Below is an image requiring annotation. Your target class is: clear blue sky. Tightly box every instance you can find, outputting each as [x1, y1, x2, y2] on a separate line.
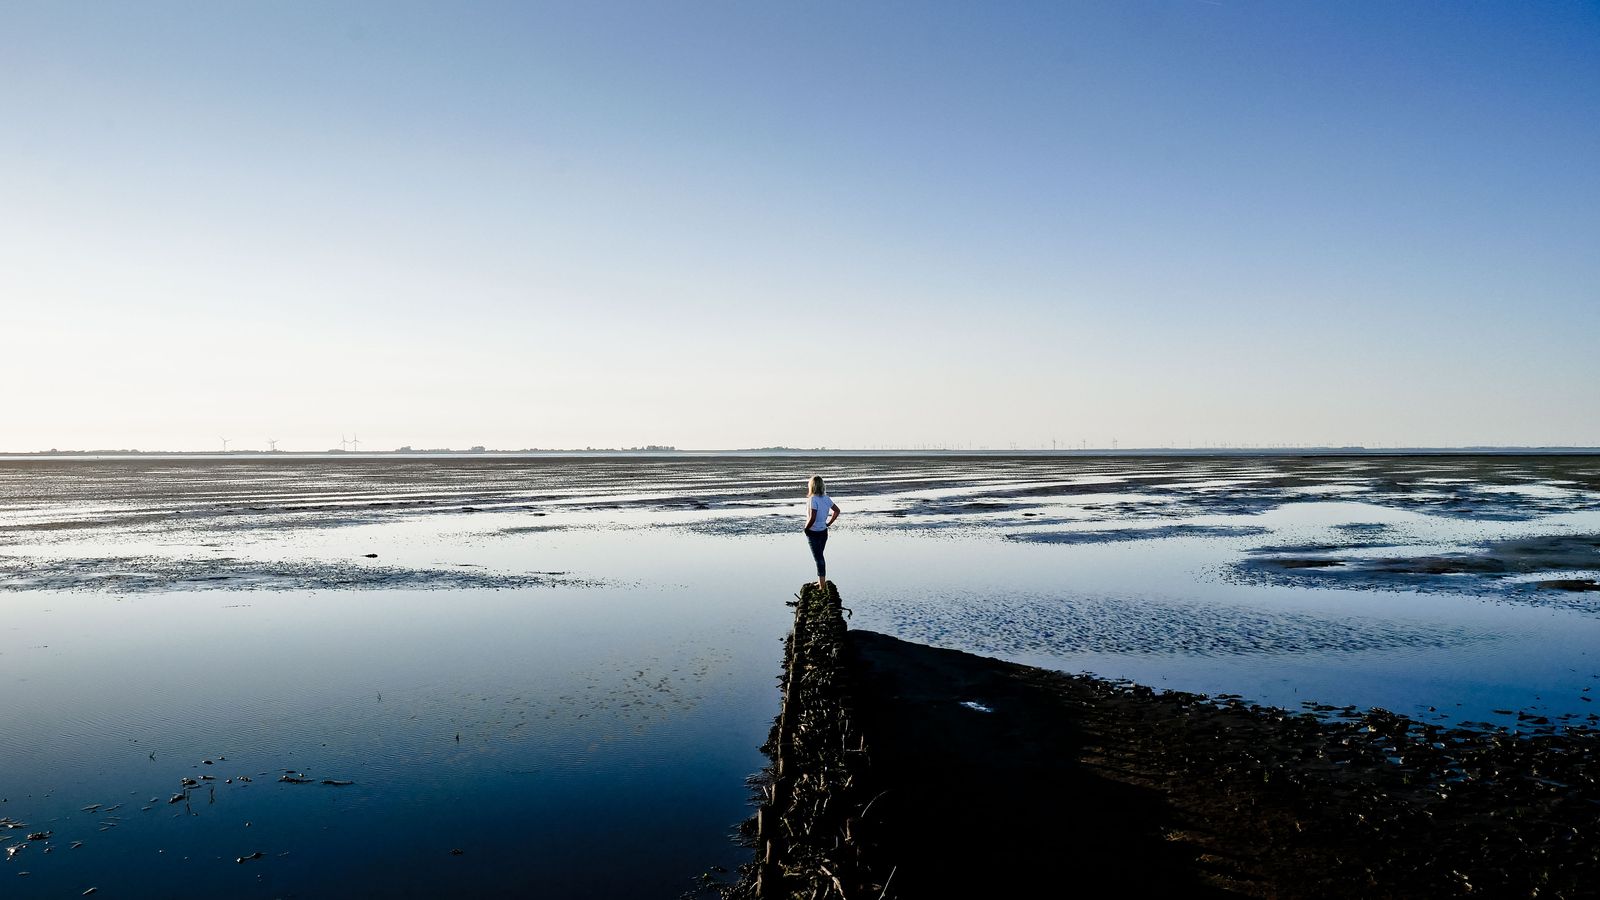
[3, 1, 1596, 450]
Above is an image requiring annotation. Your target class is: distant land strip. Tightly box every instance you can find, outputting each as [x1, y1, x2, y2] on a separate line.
[4, 446, 1600, 459]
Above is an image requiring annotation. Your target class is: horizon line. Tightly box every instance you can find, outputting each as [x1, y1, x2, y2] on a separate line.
[5, 445, 1600, 459]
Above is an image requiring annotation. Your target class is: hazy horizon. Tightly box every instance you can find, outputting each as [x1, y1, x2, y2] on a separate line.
[5, 1, 1597, 452]
[7, 441, 1600, 457]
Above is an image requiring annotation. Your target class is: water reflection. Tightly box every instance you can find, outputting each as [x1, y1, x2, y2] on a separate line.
[2, 455, 1599, 895]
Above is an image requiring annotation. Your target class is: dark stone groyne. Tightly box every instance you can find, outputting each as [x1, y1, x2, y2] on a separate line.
[738, 581, 891, 900]
[729, 583, 1228, 898]
[725, 585, 1600, 900]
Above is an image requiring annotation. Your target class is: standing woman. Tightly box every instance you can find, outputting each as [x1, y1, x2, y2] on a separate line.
[804, 475, 841, 590]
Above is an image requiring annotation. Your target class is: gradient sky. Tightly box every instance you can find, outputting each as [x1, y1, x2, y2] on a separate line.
[3, 1, 1597, 451]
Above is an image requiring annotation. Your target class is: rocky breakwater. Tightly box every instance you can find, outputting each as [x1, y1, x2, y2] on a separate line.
[735, 581, 894, 900]
[720, 586, 1600, 899]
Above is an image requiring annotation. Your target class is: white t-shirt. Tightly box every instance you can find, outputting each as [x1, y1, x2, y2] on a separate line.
[807, 494, 834, 532]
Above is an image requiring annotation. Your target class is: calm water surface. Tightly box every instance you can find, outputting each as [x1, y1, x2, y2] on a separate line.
[3, 454, 1598, 896]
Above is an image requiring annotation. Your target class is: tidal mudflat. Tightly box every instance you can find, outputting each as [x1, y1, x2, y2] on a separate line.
[2, 453, 1598, 896]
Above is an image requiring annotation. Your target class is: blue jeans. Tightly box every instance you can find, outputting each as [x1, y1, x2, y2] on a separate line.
[805, 528, 828, 579]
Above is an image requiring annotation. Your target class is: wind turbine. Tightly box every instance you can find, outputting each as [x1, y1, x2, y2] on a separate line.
[349, 434, 361, 452]
[339, 434, 349, 451]
[220, 437, 230, 453]
[267, 439, 278, 452]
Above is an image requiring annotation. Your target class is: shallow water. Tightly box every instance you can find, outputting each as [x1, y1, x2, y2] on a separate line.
[3, 454, 1599, 895]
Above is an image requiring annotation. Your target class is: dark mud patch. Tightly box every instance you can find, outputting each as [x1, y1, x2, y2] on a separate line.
[0, 513, 174, 534]
[1536, 578, 1600, 592]
[1081, 475, 1600, 524]
[1237, 532, 1600, 608]
[199, 511, 396, 533]
[892, 497, 1049, 516]
[858, 517, 987, 536]
[1363, 483, 1600, 522]
[1332, 522, 1394, 536]
[1373, 556, 1515, 575]
[1249, 539, 1403, 555]
[890, 512, 1087, 532]
[1269, 558, 1347, 569]
[1084, 492, 1288, 521]
[674, 515, 804, 537]
[0, 555, 596, 592]
[1494, 533, 1600, 565]
[1005, 524, 1269, 545]
[495, 523, 568, 535]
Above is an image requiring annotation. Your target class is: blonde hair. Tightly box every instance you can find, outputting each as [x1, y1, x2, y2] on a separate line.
[807, 475, 825, 496]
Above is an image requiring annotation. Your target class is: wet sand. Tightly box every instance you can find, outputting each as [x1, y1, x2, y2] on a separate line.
[844, 631, 1598, 899]
[6, 454, 1598, 603]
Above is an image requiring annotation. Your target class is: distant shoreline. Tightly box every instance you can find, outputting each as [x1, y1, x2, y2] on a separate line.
[3, 446, 1600, 461]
